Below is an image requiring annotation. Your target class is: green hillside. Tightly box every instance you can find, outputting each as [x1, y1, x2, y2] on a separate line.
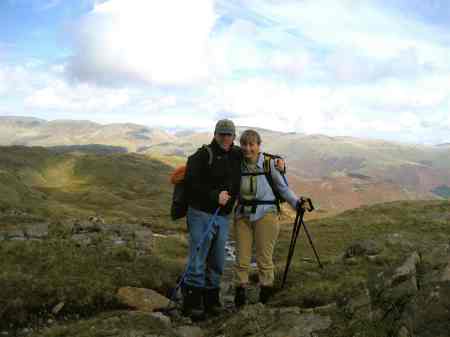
[1, 145, 450, 336]
[0, 146, 176, 228]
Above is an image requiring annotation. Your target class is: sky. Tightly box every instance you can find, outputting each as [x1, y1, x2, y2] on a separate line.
[1, 0, 450, 144]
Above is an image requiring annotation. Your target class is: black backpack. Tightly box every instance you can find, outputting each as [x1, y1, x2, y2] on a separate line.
[170, 145, 213, 220]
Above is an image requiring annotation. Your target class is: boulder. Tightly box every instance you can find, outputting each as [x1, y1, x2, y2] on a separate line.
[72, 220, 102, 234]
[6, 228, 26, 240]
[71, 233, 93, 246]
[117, 287, 169, 312]
[212, 303, 331, 337]
[134, 228, 153, 253]
[391, 252, 420, 286]
[24, 223, 48, 239]
[345, 240, 383, 258]
[149, 312, 171, 327]
[441, 262, 450, 282]
[175, 326, 204, 337]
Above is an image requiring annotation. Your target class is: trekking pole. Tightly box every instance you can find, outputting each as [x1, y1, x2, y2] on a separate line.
[281, 198, 322, 288]
[165, 207, 221, 311]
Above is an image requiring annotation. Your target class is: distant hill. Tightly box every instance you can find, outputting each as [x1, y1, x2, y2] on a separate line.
[0, 116, 176, 152]
[1, 117, 450, 216]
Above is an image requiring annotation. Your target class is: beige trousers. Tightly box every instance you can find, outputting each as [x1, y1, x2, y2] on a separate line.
[234, 213, 280, 286]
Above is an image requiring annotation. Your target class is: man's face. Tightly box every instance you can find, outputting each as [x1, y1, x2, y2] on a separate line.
[214, 133, 234, 151]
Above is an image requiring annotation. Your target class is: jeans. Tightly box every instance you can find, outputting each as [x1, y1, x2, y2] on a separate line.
[184, 207, 230, 289]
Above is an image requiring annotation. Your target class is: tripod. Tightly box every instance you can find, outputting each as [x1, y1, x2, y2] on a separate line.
[281, 198, 323, 289]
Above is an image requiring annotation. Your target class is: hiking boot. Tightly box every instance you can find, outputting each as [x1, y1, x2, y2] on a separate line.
[234, 286, 247, 308]
[182, 285, 205, 321]
[203, 288, 224, 317]
[259, 286, 274, 304]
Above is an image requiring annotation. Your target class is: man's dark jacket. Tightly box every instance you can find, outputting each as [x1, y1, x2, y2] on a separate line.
[185, 139, 242, 216]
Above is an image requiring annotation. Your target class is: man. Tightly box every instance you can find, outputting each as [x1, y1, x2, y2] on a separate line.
[182, 119, 242, 320]
[182, 120, 285, 319]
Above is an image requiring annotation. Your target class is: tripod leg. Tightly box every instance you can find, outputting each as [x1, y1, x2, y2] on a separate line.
[281, 211, 304, 288]
[301, 219, 323, 269]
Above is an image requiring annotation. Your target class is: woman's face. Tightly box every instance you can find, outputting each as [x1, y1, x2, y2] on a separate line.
[241, 140, 260, 161]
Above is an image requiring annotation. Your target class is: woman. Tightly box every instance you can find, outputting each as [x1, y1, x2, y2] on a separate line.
[234, 129, 303, 307]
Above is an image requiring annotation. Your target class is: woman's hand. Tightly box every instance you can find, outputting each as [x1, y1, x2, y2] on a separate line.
[275, 158, 286, 172]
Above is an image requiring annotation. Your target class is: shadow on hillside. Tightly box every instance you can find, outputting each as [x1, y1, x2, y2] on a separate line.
[47, 144, 128, 155]
[0, 146, 176, 226]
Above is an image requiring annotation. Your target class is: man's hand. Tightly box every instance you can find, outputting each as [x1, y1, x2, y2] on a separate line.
[275, 158, 286, 172]
[219, 191, 231, 206]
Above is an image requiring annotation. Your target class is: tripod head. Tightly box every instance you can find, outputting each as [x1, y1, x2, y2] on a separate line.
[299, 197, 314, 212]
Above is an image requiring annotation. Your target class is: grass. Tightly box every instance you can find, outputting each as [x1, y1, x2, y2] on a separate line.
[0, 146, 179, 229]
[0, 232, 186, 329]
[266, 200, 450, 336]
[32, 311, 177, 337]
[1, 146, 450, 336]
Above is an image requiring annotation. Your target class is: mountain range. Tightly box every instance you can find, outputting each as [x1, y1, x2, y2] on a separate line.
[1, 116, 449, 216]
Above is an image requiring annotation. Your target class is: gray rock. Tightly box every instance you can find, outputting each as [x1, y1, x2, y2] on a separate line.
[72, 220, 102, 234]
[212, 303, 331, 337]
[386, 233, 414, 249]
[441, 262, 450, 282]
[113, 223, 137, 239]
[71, 233, 93, 246]
[134, 228, 153, 253]
[52, 302, 65, 315]
[267, 313, 332, 337]
[343, 288, 372, 320]
[175, 326, 204, 337]
[88, 215, 105, 225]
[392, 252, 420, 286]
[397, 326, 411, 337]
[24, 223, 48, 239]
[149, 312, 171, 327]
[345, 240, 382, 258]
[4, 228, 25, 240]
[275, 306, 301, 315]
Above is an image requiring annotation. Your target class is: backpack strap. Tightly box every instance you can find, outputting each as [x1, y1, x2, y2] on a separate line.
[200, 145, 213, 166]
[262, 154, 281, 212]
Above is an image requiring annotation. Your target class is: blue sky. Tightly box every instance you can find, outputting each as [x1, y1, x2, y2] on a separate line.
[1, 0, 450, 144]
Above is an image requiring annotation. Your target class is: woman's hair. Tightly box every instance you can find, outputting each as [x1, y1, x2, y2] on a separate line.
[239, 129, 262, 145]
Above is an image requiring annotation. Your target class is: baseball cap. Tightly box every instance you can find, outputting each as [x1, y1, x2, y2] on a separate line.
[214, 119, 236, 135]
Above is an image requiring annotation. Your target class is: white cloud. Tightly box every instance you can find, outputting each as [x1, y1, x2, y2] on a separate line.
[69, 0, 217, 86]
[3, 0, 450, 144]
[25, 80, 131, 112]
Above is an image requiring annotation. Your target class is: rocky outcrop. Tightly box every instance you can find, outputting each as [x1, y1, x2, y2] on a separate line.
[345, 239, 383, 258]
[211, 303, 332, 337]
[0, 219, 153, 254]
[116, 287, 170, 312]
